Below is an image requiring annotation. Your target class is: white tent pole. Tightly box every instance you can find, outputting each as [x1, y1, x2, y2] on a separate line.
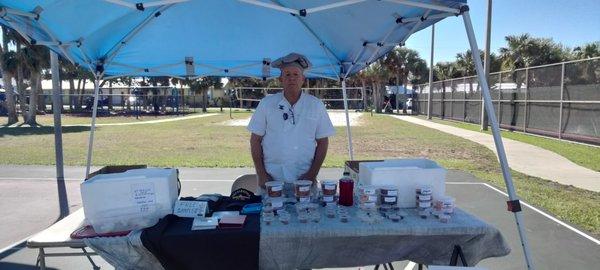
[461, 7, 535, 270]
[341, 79, 354, 160]
[427, 24, 434, 119]
[85, 74, 102, 178]
[51, 51, 69, 219]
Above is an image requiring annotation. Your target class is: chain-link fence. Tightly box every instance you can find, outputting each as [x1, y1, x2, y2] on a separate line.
[415, 57, 600, 145]
[234, 87, 367, 110]
[29, 86, 231, 116]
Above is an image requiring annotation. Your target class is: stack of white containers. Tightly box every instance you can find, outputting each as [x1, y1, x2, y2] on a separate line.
[81, 168, 179, 233]
[358, 159, 446, 208]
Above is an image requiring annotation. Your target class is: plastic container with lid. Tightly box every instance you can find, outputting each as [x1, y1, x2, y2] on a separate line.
[359, 185, 377, 195]
[294, 180, 312, 197]
[379, 186, 398, 196]
[321, 180, 337, 196]
[296, 195, 311, 203]
[359, 194, 378, 203]
[265, 181, 284, 197]
[322, 195, 335, 203]
[381, 195, 398, 205]
[267, 197, 284, 210]
[81, 168, 179, 233]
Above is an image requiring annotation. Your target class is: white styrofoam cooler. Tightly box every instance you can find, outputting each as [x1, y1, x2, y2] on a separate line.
[359, 159, 446, 208]
[81, 168, 179, 233]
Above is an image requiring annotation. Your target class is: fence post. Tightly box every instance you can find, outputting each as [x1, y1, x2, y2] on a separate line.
[463, 77, 467, 121]
[524, 68, 528, 132]
[450, 80, 454, 119]
[558, 63, 565, 139]
[497, 72, 502, 125]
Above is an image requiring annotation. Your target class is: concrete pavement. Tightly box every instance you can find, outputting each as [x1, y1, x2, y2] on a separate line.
[390, 115, 600, 192]
[0, 166, 598, 269]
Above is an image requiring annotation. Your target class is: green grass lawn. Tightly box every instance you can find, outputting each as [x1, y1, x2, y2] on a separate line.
[426, 117, 600, 172]
[0, 111, 598, 235]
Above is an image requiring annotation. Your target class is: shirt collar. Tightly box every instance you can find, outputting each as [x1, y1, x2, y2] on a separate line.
[277, 91, 304, 110]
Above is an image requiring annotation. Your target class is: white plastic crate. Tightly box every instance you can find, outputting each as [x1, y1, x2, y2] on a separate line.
[358, 159, 446, 208]
[81, 168, 179, 233]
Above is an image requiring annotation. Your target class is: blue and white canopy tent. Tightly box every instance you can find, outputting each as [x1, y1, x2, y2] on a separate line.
[0, 1, 534, 268]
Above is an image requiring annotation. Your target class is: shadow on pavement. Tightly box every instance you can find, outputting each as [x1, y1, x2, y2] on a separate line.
[0, 262, 58, 270]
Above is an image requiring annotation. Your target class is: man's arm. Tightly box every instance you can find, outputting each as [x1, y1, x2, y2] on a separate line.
[250, 133, 271, 189]
[300, 137, 329, 182]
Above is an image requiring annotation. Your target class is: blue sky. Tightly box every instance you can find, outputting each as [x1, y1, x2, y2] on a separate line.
[405, 0, 600, 65]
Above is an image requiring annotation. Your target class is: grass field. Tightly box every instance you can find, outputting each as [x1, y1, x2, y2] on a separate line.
[427, 118, 600, 172]
[0, 111, 598, 235]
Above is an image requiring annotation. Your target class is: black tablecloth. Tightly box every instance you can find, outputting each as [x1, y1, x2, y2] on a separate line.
[141, 196, 261, 270]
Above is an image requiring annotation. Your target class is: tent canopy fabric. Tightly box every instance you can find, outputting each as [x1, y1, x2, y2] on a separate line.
[0, 0, 465, 80]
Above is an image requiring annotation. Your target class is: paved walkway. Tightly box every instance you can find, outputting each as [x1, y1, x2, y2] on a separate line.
[390, 115, 600, 192]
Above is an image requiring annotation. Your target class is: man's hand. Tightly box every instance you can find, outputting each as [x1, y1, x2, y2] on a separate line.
[299, 171, 317, 183]
[258, 172, 273, 189]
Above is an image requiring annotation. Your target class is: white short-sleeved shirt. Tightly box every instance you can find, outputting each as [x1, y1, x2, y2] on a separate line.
[247, 92, 335, 182]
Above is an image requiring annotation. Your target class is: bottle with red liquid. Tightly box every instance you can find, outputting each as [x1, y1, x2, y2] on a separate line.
[338, 171, 354, 206]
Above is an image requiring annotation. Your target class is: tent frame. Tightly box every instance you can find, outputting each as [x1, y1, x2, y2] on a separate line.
[2, 1, 532, 268]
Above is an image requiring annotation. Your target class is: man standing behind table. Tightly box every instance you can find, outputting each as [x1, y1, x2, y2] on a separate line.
[247, 53, 336, 191]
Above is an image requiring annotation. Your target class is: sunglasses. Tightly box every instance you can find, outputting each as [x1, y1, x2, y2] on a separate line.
[279, 105, 296, 125]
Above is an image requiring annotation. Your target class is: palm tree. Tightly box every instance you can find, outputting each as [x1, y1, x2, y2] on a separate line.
[382, 47, 428, 112]
[570, 42, 600, 84]
[572, 42, 600, 59]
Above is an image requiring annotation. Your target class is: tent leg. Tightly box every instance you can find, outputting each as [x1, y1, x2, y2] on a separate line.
[461, 7, 535, 270]
[50, 51, 69, 219]
[341, 80, 354, 160]
[426, 24, 435, 120]
[85, 75, 102, 178]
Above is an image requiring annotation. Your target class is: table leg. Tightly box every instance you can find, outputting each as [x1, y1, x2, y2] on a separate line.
[38, 248, 46, 270]
[81, 248, 101, 270]
[450, 245, 468, 266]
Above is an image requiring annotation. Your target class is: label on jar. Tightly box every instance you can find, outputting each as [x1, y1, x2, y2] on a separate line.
[362, 187, 376, 195]
[324, 184, 336, 190]
[418, 195, 431, 201]
[322, 196, 334, 202]
[271, 200, 283, 208]
[384, 196, 397, 203]
[362, 202, 376, 208]
[418, 201, 432, 208]
[299, 186, 310, 192]
[271, 185, 282, 192]
[298, 196, 310, 203]
[385, 190, 398, 196]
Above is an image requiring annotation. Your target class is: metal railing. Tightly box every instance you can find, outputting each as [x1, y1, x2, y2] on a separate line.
[414, 57, 600, 145]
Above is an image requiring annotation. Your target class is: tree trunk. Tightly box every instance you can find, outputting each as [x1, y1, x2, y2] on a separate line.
[0, 27, 18, 124]
[16, 65, 26, 119]
[25, 72, 40, 126]
[395, 75, 401, 114]
[2, 72, 18, 124]
[202, 89, 208, 113]
[37, 75, 46, 114]
[373, 83, 381, 113]
[79, 78, 87, 110]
